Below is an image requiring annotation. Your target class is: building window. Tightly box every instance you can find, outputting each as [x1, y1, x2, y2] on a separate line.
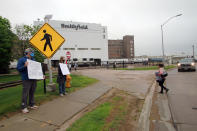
[64, 48, 75, 50]
[91, 48, 101, 50]
[103, 35, 105, 39]
[73, 58, 78, 61]
[103, 28, 105, 33]
[83, 58, 87, 61]
[130, 40, 133, 44]
[89, 58, 94, 61]
[77, 48, 88, 50]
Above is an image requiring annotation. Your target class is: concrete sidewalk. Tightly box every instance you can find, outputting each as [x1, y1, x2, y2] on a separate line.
[150, 83, 176, 131]
[0, 82, 112, 131]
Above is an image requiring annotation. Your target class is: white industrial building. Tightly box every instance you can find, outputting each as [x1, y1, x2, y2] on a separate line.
[34, 20, 108, 65]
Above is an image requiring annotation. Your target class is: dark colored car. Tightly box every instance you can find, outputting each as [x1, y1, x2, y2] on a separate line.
[177, 58, 196, 72]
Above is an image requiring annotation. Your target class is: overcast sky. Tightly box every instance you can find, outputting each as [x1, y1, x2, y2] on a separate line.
[0, 0, 197, 56]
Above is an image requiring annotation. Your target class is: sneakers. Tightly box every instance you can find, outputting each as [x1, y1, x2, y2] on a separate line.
[60, 94, 64, 96]
[22, 106, 38, 113]
[30, 105, 38, 110]
[22, 108, 29, 113]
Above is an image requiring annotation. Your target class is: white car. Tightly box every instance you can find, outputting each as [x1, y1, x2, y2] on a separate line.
[177, 58, 196, 72]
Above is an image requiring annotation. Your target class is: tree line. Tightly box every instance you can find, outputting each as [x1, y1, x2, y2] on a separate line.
[0, 16, 45, 74]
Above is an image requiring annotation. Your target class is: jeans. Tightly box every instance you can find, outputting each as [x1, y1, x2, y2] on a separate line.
[158, 79, 168, 93]
[59, 81, 66, 94]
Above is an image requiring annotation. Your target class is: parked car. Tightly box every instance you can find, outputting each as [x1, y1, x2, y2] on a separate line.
[177, 58, 196, 72]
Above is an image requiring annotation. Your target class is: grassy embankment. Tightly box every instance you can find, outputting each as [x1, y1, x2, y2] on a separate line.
[67, 97, 126, 131]
[67, 93, 141, 131]
[117, 65, 176, 71]
[0, 74, 98, 118]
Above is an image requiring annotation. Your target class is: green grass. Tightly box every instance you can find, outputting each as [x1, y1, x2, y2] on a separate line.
[164, 65, 176, 70]
[0, 72, 58, 83]
[67, 95, 128, 131]
[68, 75, 98, 93]
[67, 102, 112, 131]
[0, 74, 98, 118]
[103, 96, 128, 130]
[117, 65, 176, 71]
[0, 74, 21, 83]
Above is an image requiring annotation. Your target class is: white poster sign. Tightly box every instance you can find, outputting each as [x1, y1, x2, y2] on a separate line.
[27, 59, 44, 79]
[59, 63, 70, 75]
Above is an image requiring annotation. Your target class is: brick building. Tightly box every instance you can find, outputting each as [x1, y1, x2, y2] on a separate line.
[108, 35, 134, 59]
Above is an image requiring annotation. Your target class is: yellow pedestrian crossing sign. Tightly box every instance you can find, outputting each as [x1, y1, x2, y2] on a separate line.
[29, 23, 65, 58]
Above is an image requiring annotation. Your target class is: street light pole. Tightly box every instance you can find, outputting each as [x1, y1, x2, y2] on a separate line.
[192, 45, 195, 58]
[161, 25, 165, 62]
[161, 14, 182, 64]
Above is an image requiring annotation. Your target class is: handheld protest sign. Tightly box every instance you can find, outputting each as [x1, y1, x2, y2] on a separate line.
[27, 59, 44, 79]
[59, 63, 70, 75]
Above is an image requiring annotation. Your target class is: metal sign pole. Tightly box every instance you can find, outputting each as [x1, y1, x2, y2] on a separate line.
[29, 14, 64, 92]
[47, 58, 53, 83]
[44, 17, 53, 84]
[41, 63, 46, 94]
[43, 15, 56, 92]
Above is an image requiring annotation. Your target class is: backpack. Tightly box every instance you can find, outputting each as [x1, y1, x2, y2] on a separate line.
[161, 72, 168, 78]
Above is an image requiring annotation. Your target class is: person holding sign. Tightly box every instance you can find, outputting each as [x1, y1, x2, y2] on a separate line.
[17, 48, 38, 113]
[57, 56, 67, 96]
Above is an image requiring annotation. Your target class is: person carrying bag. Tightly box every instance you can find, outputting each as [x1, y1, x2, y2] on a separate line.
[155, 64, 169, 94]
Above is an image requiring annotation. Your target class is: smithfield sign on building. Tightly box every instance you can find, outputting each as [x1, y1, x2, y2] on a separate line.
[61, 24, 88, 30]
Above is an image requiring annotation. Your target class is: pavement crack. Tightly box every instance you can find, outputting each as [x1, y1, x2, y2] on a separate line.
[66, 98, 90, 105]
[24, 116, 60, 127]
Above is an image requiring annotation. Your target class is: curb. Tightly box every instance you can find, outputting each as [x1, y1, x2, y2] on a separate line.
[137, 81, 156, 131]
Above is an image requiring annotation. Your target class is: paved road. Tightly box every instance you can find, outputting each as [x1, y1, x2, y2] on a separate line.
[167, 68, 197, 131]
[78, 69, 155, 98]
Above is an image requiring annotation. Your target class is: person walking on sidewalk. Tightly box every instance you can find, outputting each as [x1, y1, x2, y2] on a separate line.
[57, 56, 67, 96]
[17, 48, 38, 113]
[113, 62, 117, 69]
[155, 64, 169, 94]
[68, 62, 72, 72]
[74, 62, 78, 71]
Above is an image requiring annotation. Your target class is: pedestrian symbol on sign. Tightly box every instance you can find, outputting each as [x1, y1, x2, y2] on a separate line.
[41, 30, 53, 51]
[29, 23, 65, 58]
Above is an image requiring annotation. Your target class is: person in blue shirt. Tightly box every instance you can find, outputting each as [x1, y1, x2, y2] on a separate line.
[17, 48, 38, 113]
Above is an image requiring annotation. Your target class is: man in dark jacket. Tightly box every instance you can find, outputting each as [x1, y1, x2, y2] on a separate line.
[17, 48, 38, 113]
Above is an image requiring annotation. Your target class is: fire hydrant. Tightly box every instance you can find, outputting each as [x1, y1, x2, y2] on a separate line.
[66, 75, 72, 92]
